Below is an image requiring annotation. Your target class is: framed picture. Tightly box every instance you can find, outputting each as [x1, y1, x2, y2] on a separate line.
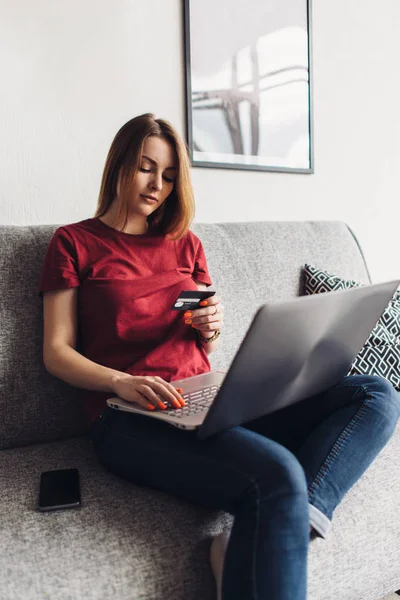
[183, 0, 314, 174]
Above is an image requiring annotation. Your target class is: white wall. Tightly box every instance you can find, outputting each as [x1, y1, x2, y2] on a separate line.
[1, 0, 399, 282]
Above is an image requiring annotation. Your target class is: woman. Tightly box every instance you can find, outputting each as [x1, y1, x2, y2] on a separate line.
[40, 113, 400, 600]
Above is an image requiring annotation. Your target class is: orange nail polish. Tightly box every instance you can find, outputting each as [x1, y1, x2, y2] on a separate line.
[184, 311, 192, 318]
[147, 404, 155, 411]
[179, 398, 186, 407]
[176, 387, 183, 393]
[185, 319, 192, 324]
[158, 402, 166, 410]
[199, 300, 208, 306]
[173, 399, 181, 409]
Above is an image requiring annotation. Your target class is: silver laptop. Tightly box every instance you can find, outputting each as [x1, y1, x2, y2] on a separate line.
[107, 279, 399, 439]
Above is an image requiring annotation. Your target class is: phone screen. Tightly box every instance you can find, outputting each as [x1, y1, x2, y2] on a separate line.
[38, 468, 81, 512]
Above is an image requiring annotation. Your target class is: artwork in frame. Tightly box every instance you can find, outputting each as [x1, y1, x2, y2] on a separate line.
[183, 0, 314, 174]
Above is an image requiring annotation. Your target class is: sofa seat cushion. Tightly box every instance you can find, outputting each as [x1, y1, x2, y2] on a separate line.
[0, 436, 231, 600]
[2, 425, 400, 600]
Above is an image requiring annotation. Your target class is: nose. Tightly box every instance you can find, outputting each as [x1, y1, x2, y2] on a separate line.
[149, 170, 162, 191]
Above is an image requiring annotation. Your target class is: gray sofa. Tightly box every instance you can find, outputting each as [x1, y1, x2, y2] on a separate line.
[1, 220, 399, 600]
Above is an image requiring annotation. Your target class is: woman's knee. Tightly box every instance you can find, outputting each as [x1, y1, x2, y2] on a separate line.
[352, 375, 400, 439]
[361, 375, 399, 414]
[252, 443, 308, 500]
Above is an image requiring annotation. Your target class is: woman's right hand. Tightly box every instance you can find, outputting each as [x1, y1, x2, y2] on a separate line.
[110, 373, 186, 412]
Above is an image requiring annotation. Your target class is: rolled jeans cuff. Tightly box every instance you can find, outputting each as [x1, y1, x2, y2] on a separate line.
[309, 503, 331, 539]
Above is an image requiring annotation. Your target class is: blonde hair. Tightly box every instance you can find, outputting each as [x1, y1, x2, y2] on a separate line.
[94, 113, 195, 239]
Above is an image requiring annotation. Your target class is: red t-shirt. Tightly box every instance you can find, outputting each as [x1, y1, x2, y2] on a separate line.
[39, 217, 212, 427]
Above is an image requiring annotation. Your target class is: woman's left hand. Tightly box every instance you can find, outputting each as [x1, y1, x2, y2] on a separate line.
[183, 294, 224, 338]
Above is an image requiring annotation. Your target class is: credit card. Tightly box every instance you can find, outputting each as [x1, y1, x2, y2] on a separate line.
[171, 290, 216, 311]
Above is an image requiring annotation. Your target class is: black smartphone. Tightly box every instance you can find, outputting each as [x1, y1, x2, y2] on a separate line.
[171, 290, 216, 311]
[38, 468, 81, 512]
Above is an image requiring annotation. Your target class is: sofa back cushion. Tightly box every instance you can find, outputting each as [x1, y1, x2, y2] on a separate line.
[0, 221, 370, 450]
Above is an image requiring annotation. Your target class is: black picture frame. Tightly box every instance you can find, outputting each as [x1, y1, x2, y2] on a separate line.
[183, 0, 314, 174]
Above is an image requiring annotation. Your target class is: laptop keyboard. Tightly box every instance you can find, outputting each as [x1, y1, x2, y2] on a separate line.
[164, 385, 220, 418]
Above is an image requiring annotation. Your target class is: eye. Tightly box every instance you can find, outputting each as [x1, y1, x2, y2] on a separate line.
[139, 166, 175, 183]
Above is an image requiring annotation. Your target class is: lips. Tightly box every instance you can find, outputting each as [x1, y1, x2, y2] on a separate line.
[141, 194, 158, 202]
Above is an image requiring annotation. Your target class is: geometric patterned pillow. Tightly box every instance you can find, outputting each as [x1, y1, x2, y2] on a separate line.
[304, 264, 400, 391]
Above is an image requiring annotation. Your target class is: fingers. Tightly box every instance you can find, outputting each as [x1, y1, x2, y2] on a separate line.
[184, 297, 224, 331]
[184, 297, 223, 319]
[154, 377, 186, 409]
[130, 394, 158, 412]
[199, 295, 221, 309]
[135, 378, 186, 411]
[165, 382, 186, 407]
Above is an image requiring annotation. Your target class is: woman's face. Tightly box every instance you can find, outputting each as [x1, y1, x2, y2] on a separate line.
[123, 135, 177, 219]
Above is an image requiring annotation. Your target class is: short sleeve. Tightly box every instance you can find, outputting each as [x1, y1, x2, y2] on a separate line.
[193, 239, 212, 286]
[39, 227, 81, 295]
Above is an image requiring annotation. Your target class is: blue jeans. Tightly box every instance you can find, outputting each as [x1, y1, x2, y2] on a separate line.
[90, 375, 400, 600]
